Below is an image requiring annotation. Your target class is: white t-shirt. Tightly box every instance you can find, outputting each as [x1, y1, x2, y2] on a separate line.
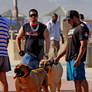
[46, 20, 63, 41]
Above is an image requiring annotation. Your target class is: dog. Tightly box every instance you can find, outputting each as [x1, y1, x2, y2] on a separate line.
[39, 59, 63, 92]
[14, 64, 49, 92]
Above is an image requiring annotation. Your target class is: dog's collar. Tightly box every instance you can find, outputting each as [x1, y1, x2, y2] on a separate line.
[24, 71, 30, 78]
[45, 60, 54, 67]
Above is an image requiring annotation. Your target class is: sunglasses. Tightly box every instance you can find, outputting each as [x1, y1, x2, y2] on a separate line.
[29, 14, 38, 17]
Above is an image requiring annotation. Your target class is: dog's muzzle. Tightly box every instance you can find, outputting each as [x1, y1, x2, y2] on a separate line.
[13, 68, 25, 79]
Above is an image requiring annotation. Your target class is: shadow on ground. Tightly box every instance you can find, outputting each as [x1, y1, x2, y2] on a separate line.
[61, 90, 74, 92]
[6, 90, 74, 92]
[0, 90, 75, 92]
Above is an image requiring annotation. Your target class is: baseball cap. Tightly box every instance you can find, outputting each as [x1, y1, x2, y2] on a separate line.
[65, 10, 79, 20]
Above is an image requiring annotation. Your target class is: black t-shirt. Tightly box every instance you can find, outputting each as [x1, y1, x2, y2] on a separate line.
[66, 22, 89, 62]
[23, 22, 47, 60]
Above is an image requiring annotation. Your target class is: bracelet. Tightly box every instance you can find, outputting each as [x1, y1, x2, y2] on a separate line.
[44, 53, 48, 56]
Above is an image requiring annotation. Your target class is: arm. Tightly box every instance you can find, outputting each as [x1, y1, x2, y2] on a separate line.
[7, 38, 9, 46]
[16, 27, 24, 52]
[73, 40, 88, 67]
[54, 45, 67, 63]
[46, 22, 50, 32]
[7, 25, 10, 46]
[43, 28, 50, 58]
[60, 34, 64, 44]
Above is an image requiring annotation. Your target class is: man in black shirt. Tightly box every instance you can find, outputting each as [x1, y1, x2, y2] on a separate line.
[54, 10, 89, 92]
[16, 9, 50, 69]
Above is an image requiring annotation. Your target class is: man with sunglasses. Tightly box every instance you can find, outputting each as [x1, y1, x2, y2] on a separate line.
[54, 10, 89, 92]
[16, 9, 50, 69]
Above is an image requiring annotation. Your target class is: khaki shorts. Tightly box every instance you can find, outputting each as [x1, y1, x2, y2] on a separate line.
[0, 56, 11, 72]
[49, 40, 60, 58]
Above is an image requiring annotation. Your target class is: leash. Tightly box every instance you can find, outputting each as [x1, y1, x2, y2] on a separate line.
[45, 60, 58, 67]
[24, 71, 31, 78]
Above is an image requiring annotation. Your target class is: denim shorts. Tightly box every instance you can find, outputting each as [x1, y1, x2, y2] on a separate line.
[20, 53, 39, 69]
[67, 59, 86, 81]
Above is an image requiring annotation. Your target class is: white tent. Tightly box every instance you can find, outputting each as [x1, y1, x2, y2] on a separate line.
[44, 6, 67, 24]
[44, 6, 67, 16]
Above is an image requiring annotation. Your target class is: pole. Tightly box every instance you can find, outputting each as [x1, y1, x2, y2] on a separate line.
[13, 0, 18, 32]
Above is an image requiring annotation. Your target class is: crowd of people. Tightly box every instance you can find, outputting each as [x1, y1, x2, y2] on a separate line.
[0, 8, 92, 92]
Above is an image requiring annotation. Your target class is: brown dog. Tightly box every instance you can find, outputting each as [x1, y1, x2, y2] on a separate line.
[14, 64, 49, 92]
[39, 59, 63, 92]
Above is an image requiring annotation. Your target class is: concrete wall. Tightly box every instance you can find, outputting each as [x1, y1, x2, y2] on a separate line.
[8, 31, 25, 65]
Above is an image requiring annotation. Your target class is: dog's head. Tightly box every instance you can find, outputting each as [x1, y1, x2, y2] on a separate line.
[13, 64, 31, 79]
[39, 59, 54, 72]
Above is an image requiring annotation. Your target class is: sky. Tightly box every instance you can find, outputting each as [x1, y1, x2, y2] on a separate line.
[0, 0, 92, 22]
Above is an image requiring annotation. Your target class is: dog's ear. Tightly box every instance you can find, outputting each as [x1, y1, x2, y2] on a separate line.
[26, 65, 32, 71]
[39, 59, 47, 68]
[16, 64, 22, 68]
[20, 64, 32, 71]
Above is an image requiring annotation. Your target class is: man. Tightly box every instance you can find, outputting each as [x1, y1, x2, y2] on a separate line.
[0, 15, 11, 92]
[54, 10, 89, 92]
[79, 13, 92, 33]
[46, 13, 64, 58]
[16, 9, 50, 69]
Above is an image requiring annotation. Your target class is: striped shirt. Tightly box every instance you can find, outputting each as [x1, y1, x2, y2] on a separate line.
[0, 16, 9, 56]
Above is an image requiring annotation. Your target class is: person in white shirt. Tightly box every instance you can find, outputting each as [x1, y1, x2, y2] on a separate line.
[46, 13, 64, 58]
[79, 14, 92, 33]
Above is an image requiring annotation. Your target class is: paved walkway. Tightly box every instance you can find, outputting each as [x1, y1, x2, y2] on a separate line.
[0, 63, 91, 92]
[5, 77, 92, 92]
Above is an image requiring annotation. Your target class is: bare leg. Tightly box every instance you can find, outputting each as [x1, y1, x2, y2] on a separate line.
[49, 84, 56, 92]
[0, 72, 8, 92]
[57, 79, 61, 92]
[49, 40, 57, 58]
[42, 79, 49, 92]
[42, 85, 48, 92]
[74, 80, 82, 92]
[81, 80, 89, 92]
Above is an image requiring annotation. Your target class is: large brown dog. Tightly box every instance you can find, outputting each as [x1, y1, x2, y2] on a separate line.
[39, 59, 63, 92]
[14, 64, 49, 92]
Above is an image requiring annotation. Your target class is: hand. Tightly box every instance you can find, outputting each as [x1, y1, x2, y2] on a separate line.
[73, 60, 80, 67]
[53, 57, 60, 64]
[19, 50, 25, 56]
[43, 56, 48, 60]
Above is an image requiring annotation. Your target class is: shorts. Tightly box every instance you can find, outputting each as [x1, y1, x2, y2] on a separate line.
[49, 40, 60, 58]
[20, 53, 39, 69]
[67, 59, 86, 81]
[0, 56, 11, 72]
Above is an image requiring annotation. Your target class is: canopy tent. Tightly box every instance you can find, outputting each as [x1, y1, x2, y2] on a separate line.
[1, 9, 27, 30]
[1, 9, 26, 18]
[44, 6, 67, 16]
[44, 6, 67, 24]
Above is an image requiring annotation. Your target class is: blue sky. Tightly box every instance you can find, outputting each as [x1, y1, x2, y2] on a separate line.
[0, 0, 92, 20]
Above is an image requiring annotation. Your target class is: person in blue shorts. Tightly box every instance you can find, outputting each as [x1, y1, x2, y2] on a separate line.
[54, 10, 89, 92]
